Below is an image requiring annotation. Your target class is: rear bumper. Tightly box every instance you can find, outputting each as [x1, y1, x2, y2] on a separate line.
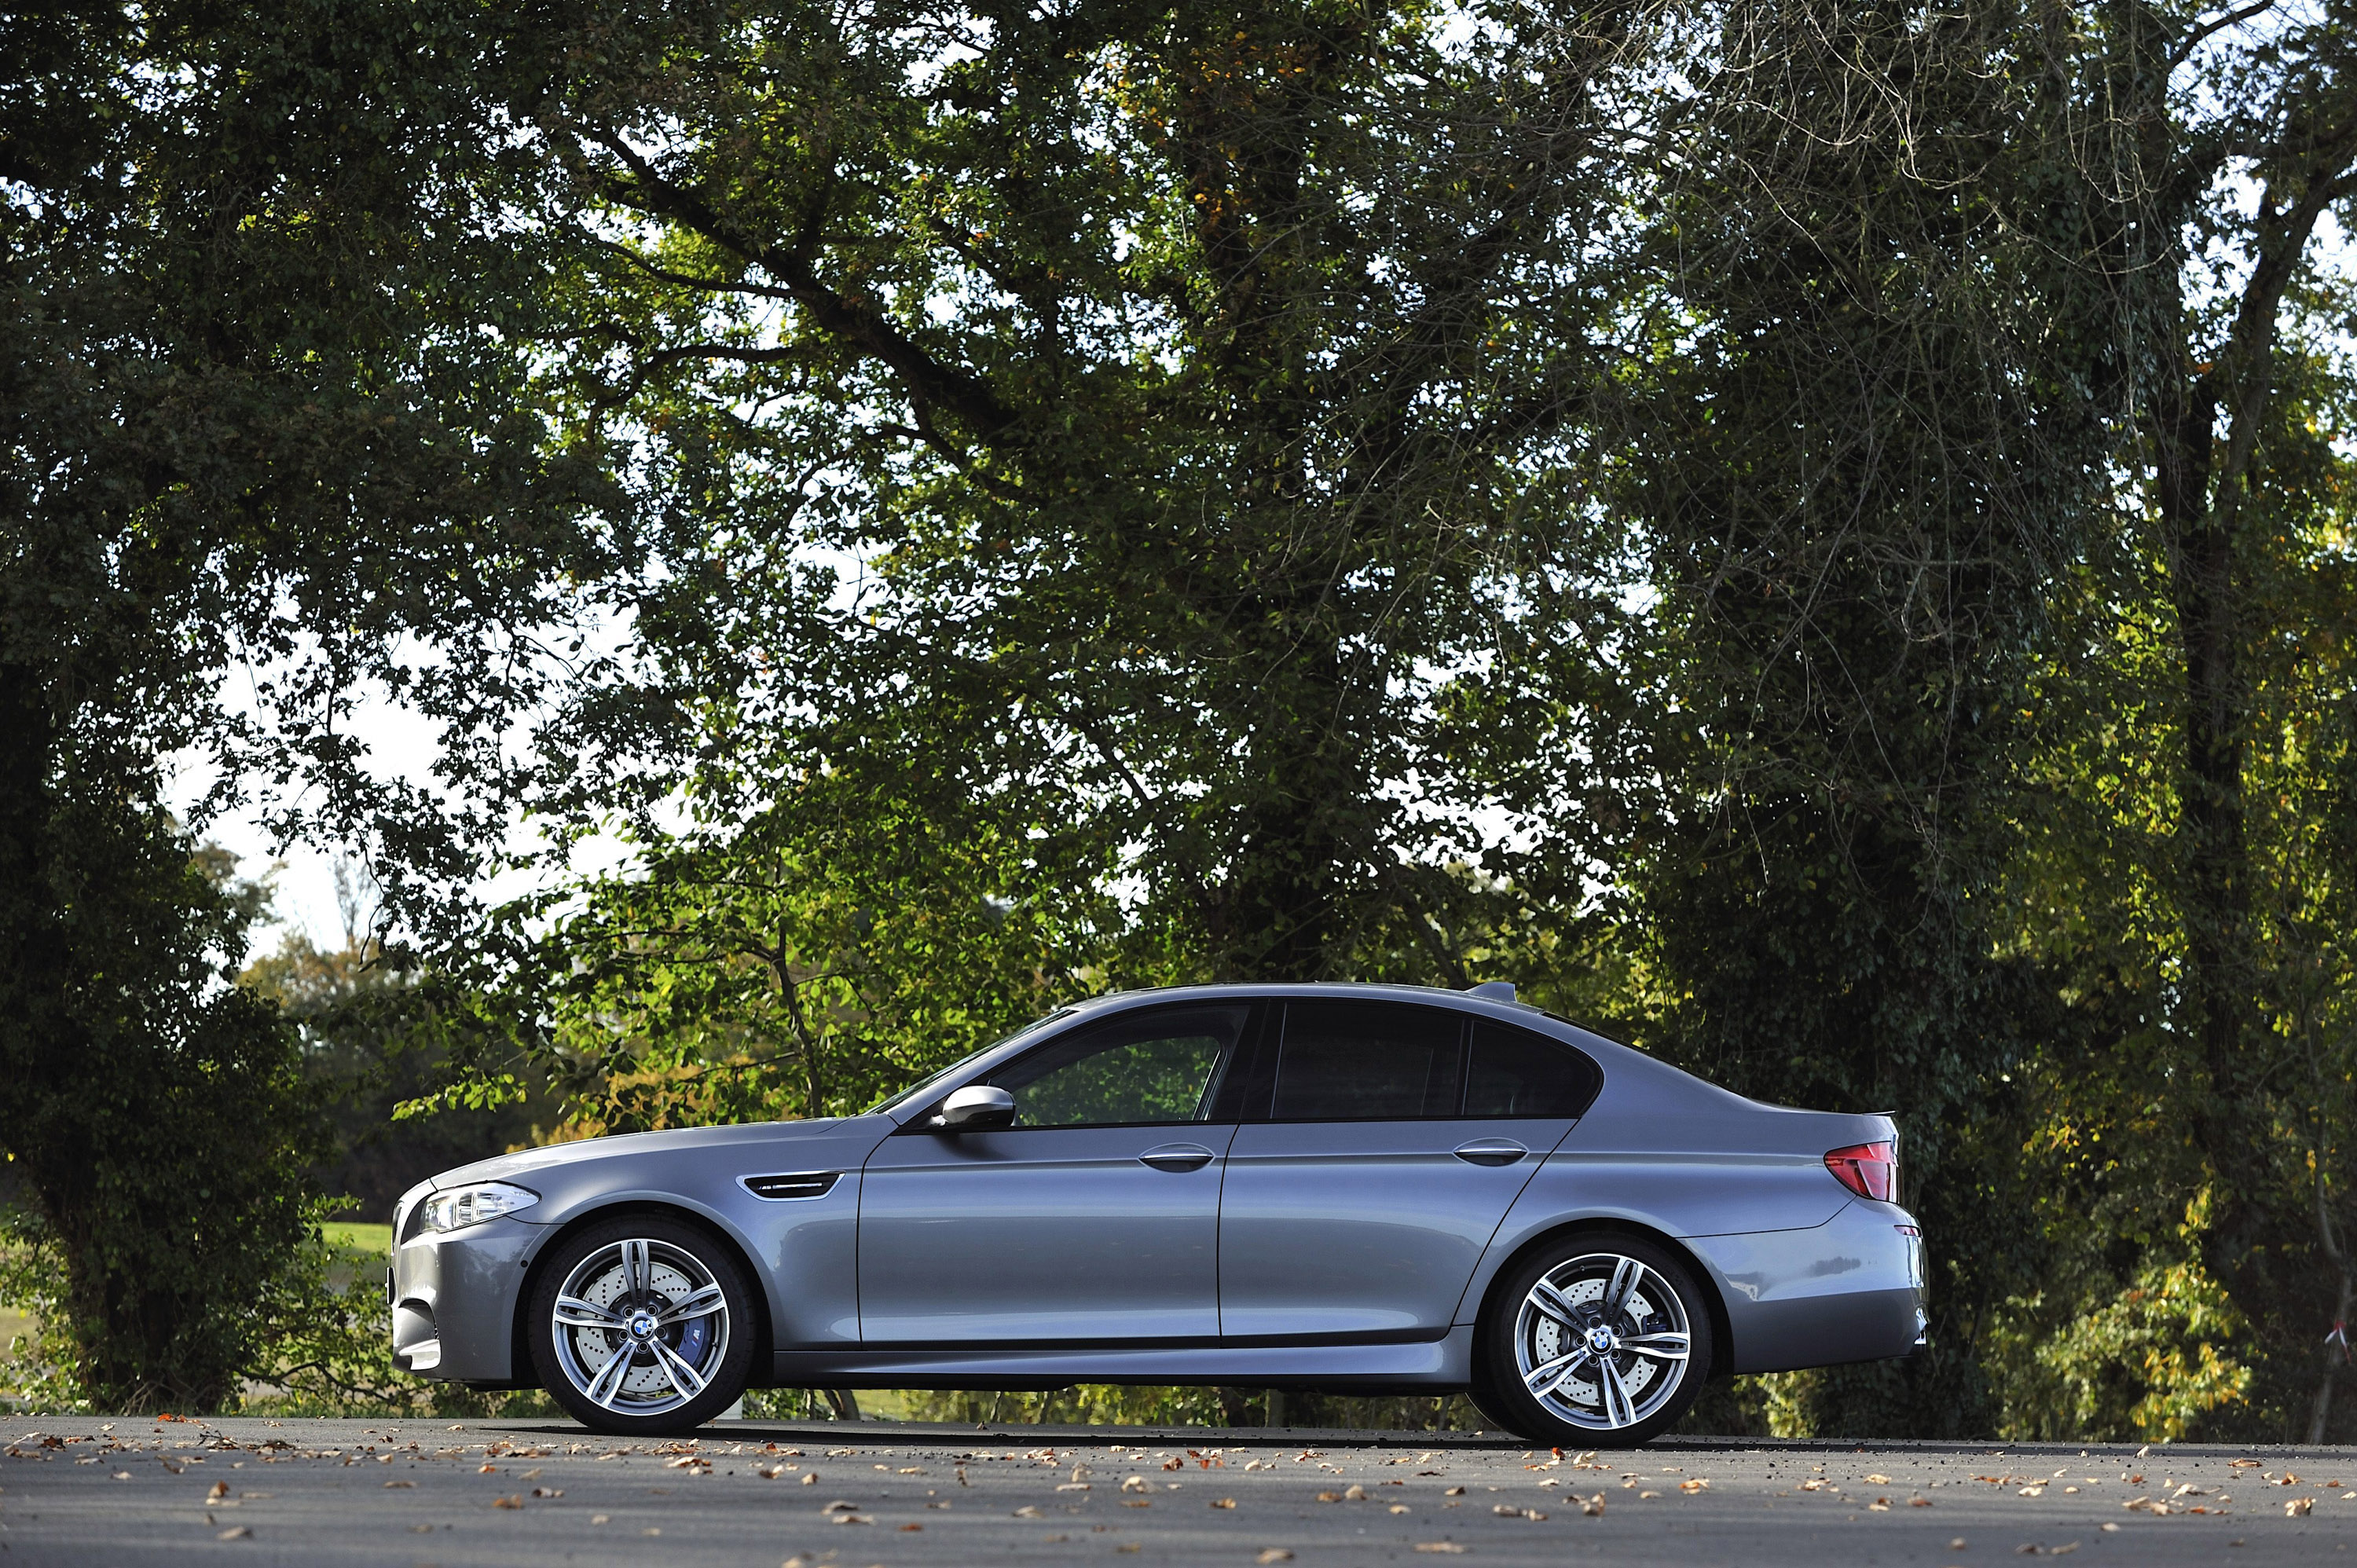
[1688, 1200, 1926, 1374]
[388, 1215, 544, 1381]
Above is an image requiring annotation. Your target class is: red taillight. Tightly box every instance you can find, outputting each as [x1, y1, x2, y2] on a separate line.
[1824, 1140, 1897, 1202]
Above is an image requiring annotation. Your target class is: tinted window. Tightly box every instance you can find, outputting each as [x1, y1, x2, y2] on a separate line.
[1464, 1019, 1602, 1117]
[991, 1006, 1247, 1128]
[1271, 1002, 1462, 1120]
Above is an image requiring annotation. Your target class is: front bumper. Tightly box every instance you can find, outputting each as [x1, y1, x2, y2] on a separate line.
[389, 1214, 544, 1381]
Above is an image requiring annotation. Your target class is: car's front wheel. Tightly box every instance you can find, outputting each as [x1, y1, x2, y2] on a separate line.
[528, 1215, 756, 1435]
[1477, 1233, 1712, 1447]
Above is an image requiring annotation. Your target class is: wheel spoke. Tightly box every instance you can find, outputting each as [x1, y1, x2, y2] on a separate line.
[583, 1343, 638, 1409]
[1601, 1256, 1643, 1319]
[1521, 1344, 1593, 1401]
[1597, 1354, 1637, 1427]
[655, 1284, 726, 1326]
[554, 1295, 625, 1329]
[1622, 1331, 1689, 1362]
[621, 1238, 651, 1302]
[1526, 1277, 1582, 1330]
[649, 1336, 709, 1400]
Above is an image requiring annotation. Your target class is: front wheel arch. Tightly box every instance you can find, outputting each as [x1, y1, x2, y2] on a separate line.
[513, 1202, 775, 1392]
[1469, 1219, 1733, 1387]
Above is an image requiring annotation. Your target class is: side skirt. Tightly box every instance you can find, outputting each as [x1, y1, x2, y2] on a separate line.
[771, 1326, 1474, 1390]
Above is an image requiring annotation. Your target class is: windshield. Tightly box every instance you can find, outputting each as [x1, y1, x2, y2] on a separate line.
[866, 1008, 1081, 1116]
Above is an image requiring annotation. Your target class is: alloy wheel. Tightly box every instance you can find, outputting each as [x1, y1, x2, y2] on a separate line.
[548, 1237, 732, 1416]
[1512, 1251, 1692, 1431]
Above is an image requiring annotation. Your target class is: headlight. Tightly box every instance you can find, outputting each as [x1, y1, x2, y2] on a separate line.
[420, 1181, 540, 1233]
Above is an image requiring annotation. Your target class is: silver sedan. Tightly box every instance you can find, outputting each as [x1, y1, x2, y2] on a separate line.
[388, 983, 1926, 1446]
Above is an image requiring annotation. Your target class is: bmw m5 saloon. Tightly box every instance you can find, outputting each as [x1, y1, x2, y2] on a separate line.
[389, 983, 1926, 1446]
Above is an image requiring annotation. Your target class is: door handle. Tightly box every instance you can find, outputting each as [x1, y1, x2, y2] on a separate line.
[1138, 1143, 1216, 1173]
[1453, 1139, 1528, 1167]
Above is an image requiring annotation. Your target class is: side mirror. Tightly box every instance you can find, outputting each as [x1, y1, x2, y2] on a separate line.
[933, 1083, 1016, 1132]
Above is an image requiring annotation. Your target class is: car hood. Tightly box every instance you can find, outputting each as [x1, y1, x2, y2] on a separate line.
[425, 1116, 858, 1191]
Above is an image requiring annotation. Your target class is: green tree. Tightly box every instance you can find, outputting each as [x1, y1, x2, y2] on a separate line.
[499, 0, 1658, 995]
[2, 1, 625, 1404]
[0, 825, 323, 1410]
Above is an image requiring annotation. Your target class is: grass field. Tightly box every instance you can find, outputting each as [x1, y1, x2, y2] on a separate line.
[321, 1222, 393, 1255]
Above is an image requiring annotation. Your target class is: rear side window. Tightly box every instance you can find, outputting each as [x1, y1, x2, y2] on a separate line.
[1270, 1002, 1462, 1120]
[1464, 1019, 1603, 1118]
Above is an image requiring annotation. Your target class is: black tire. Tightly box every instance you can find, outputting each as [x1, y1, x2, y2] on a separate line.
[528, 1214, 757, 1436]
[1477, 1233, 1713, 1449]
[1462, 1383, 1521, 1435]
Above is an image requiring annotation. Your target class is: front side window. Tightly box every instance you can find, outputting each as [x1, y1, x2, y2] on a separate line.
[871, 1007, 1079, 1115]
[1270, 1002, 1463, 1120]
[989, 1005, 1249, 1128]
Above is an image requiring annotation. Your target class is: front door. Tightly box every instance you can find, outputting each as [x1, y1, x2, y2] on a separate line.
[858, 1002, 1251, 1343]
[1219, 1001, 1597, 1338]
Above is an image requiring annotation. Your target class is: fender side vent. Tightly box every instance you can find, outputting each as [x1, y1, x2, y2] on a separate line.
[741, 1171, 840, 1201]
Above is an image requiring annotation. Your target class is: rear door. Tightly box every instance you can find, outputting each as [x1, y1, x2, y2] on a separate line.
[857, 1002, 1250, 1343]
[1217, 1002, 1599, 1338]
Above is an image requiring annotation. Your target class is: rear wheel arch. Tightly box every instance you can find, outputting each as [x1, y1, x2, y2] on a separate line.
[1471, 1218, 1734, 1386]
[513, 1201, 775, 1390]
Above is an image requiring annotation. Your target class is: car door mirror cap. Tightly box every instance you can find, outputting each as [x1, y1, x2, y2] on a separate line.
[933, 1083, 1017, 1131]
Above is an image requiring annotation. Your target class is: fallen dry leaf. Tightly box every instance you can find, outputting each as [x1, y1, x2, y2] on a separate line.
[1580, 1493, 1605, 1517]
[1413, 1544, 1466, 1555]
[493, 1495, 524, 1509]
[1210, 1497, 1236, 1509]
[207, 1480, 230, 1500]
[1443, 1486, 1465, 1497]
[2289, 1497, 2316, 1517]
[1257, 1552, 1294, 1564]
[1391, 1504, 1412, 1515]
[1123, 1475, 1150, 1493]
[1343, 1484, 1368, 1500]
[532, 1486, 562, 1498]
[1013, 1505, 1043, 1519]
[217, 1526, 251, 1541]
[1864, 1474, 1891, 1485]
[1680, 1478, 1709, 1493]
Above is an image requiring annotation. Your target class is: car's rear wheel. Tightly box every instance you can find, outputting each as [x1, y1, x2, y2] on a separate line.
[528, 1215, 755, 1435]
[1478, 1234, 1712, 1448]
[1461, 1382, 1520, 1435]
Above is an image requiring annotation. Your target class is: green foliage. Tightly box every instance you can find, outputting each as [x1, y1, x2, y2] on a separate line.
[244, 919, 547, 1221]
[1992, 1255, 2253, 1442]
[16, 0, 2357, 1443]
[0, 810, 326, 1412]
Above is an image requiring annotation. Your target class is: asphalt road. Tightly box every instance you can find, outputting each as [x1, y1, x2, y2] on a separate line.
[2, 1414, 2352, 1566]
